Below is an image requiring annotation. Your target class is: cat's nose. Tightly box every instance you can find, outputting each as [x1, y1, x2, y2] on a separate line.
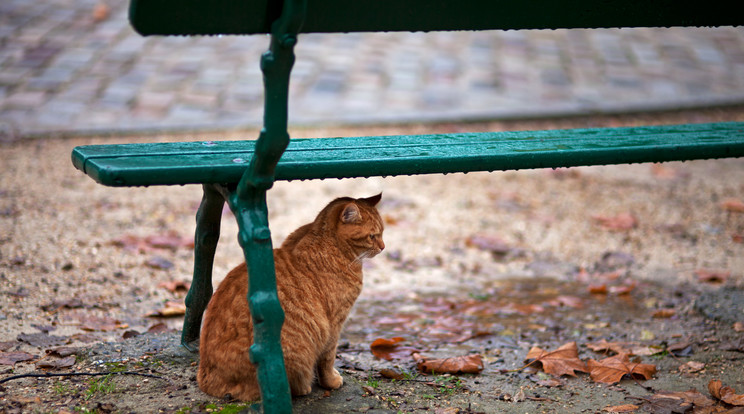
[378, 240, 385, 251]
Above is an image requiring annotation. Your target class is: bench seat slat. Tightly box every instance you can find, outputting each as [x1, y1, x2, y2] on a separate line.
[72, 122, 744, 187]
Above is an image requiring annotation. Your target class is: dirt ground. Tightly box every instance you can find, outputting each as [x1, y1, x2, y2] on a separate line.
[1, 108, 744, 413]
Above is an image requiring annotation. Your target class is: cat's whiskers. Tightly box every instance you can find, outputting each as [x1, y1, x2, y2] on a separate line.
[348, 250, 372, 269]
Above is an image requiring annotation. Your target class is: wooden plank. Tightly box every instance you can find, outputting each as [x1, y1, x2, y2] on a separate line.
[72, 122, 744, 187]
[129, 0, 741, 36]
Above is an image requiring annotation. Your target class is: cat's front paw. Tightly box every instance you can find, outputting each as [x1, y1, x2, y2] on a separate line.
[319, 368, 343, 390]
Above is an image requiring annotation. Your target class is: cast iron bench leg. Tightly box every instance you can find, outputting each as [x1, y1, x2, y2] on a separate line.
[230, 186, 292, 413]
[181, 183, 225, 351]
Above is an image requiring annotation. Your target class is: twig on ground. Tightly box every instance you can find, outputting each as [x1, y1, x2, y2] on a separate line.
[0, 370, 164, 384]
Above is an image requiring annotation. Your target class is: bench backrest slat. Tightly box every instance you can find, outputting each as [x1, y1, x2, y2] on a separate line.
[130, 0, 740, 36]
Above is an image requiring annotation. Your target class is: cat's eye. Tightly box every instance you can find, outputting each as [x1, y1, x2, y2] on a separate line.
[369, 234, 376, 240]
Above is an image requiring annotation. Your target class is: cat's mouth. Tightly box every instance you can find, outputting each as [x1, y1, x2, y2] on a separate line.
[366, 248, 383, 258]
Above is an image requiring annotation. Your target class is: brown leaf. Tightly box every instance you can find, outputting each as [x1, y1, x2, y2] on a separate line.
[586, 340, 658, 357]
[17, 333, 68, 348]
[0, 351, 36, 365]
[379, 368, 405, 380]
[587, 354, 656, 384]
[524, 342, 588, 377]
[586, 339, 631, 355]
[40, 298, 85, 311]
[145, 232, 194, 251]
[79, 315, 127, 332]
[592, 213, 638, 231]
[536, 377, 564, 388]
[110, 231, 193, 254]
[158, 280, 191, 294]
[609, 281, 636, 295]
[36, 355, 76, 370]
[370, 337, 417, 361]
[696, 269, 730, 284]
[655, 389, 716, 408]
[709, 379, 744, 406]
[147, 323, 170, 334]
[414, 353, 484, 375]
[652, 309, 676, 319]
[650, 163, 688, 180]
[602, 404, 640, 413]
[588, 284, 608, 294]
[46, 347, 79, 358]
[92, 2, 110, 22]
[678, 361, 705, 374]
[548, 295, 584, 309]
[638, 390, 710, 413]
[721, 198, 744, 213]
[465, 235, 514, 259]
[148, 301, 186, 318]
[122, 330, 141, 339]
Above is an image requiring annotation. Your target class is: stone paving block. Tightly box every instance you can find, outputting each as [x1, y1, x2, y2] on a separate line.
[4, 91, 47, 109]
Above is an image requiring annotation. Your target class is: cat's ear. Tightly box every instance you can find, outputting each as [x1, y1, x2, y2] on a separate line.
[341, 203, 363, 224]
[361, 193, 382, 206]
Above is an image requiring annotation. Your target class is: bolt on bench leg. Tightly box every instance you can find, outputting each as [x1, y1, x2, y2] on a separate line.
[181, 184, 225, 352]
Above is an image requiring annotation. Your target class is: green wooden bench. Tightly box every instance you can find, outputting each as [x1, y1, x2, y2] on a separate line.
[71, 0, 744, 411]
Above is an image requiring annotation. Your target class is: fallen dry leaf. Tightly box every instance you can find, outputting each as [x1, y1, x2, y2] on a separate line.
[721, 198, 744, 213]
[602, 404, 640, 413]
[465, 234, 514, 259]
[147, 323, 171, 333]
[110, 231, 193, 254]
[379, 368, 405, 380]
[678, 361, 705, 374]
[695, 269, 731, 284]
[0, 351, 36, 365]
[414, 352, 484, 374]
[370, 337, 418, 361]
[79, 315, 127, 332]
[709, 379, 744, 406]
[548, 295, 584, 309]
[92, 2, 110, 22]
[592, 213, 638, 231]
[587, 353, 656, 384]
[158, 280, 191, 294]
[36, 355, 76, 370]
[148, 301, 186, 318]
[586, 339, 631, 355]
[17, 333, 68, 348]
[652, 309, 676, 319]
[586, 340, 659, 357]
[524, 342, 587, 377]
[45, 347, 79, 358]
[657, 389, 716, 408]
[609, 282, 636, 295]
[734, 322, 744, 332]
[637, 389, 715, 413]
[588, 284, 608, 294]
[535, 377, 564, 388]
[650, 163, 688, 180]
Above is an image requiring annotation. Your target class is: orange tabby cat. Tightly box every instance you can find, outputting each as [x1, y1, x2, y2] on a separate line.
[197, 194, 385, 401]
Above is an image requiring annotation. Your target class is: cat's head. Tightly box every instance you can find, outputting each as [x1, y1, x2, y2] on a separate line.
[329, 194, 385, 261]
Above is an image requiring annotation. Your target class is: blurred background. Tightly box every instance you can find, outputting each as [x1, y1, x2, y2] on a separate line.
[1, 0, 744, 138]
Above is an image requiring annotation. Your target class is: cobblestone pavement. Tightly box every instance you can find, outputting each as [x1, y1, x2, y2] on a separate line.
[2, 0, 744, 137]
